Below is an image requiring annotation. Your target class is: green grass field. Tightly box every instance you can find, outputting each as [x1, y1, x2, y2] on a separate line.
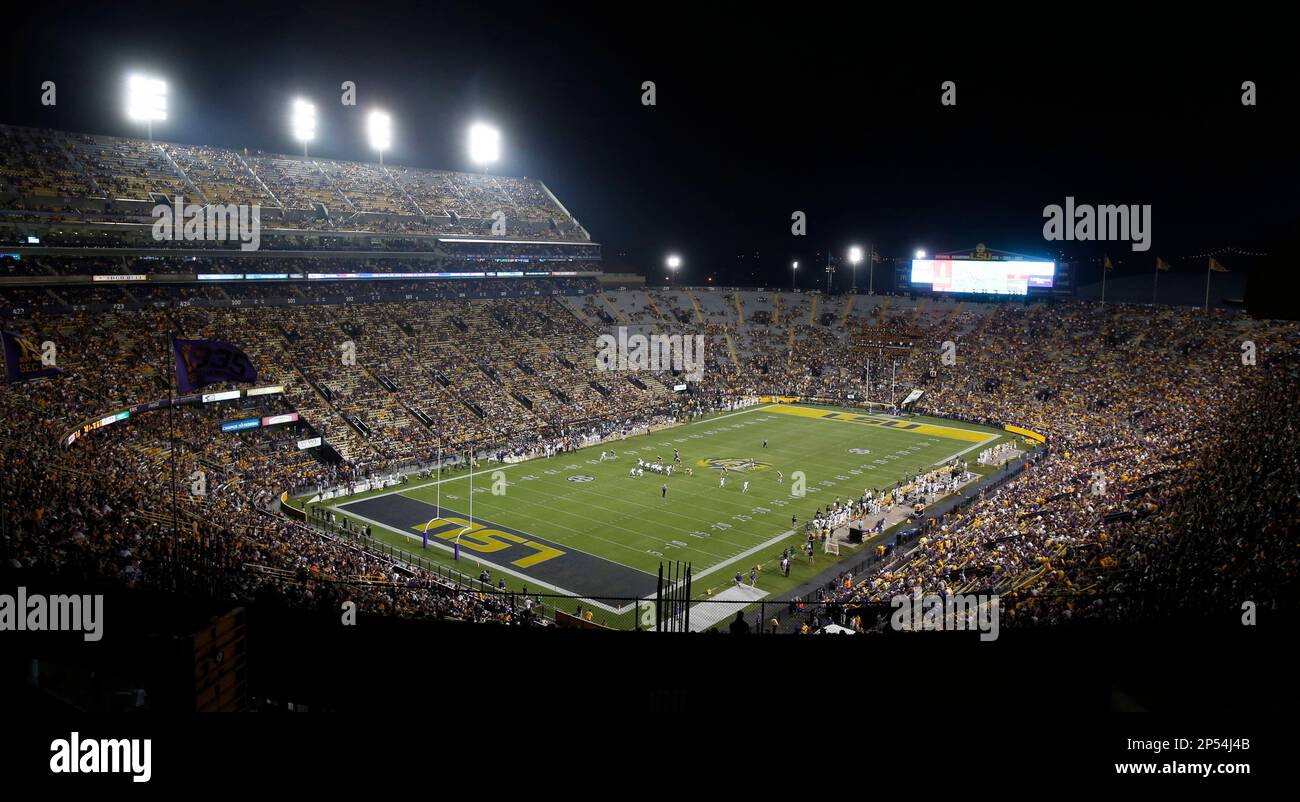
[307, 402, 1016, 629]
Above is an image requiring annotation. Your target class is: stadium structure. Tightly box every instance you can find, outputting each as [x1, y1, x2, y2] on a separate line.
[2, 120, 1297, 659]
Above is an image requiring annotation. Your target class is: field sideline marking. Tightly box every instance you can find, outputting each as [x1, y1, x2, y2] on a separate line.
[934, 433, 1000, 465]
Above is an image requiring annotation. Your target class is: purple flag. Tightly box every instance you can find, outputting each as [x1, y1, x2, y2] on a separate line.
[173, 337, 257, 394]
[2, 330, 65, 383]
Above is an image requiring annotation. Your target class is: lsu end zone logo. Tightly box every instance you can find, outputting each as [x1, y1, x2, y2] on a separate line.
[697, 458, 773, 472]
[414, 516, 564, 568]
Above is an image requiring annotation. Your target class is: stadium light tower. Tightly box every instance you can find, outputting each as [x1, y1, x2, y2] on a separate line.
[667, 254, 682, 287]
[468, 122, 501, 172]
[792, 260, 798, 291]
[368, 110, 392, 165]
[848, 246, 863, 292]
[915, 249, 927, 259]
[292, 99, 316, 159]
[126, 74, 167, 143]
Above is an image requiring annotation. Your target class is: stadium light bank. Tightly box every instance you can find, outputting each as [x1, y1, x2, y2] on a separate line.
[468, 122, 501, 172]
[292, 99, 316, 158]
[125, 74, 167, 142]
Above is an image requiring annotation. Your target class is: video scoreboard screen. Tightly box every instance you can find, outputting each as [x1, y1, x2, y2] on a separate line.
[910, 258, 1055, 296]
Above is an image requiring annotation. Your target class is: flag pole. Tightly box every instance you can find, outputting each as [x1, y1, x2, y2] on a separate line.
[1204, 259, 1211, 312]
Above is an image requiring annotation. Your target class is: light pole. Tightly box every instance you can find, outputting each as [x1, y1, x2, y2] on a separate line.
[667, 254, 681, 287]
[868, 242, 877, 294]
[791, 261, 798, 291]
[849, 246, 863, 292]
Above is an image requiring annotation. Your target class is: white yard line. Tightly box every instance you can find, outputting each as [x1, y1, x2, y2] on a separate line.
[663, 525, 800, 588]
[933, 433, 1000, 465]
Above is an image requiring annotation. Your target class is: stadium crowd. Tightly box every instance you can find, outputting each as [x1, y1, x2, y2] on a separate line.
[5, 267, 1299, 629]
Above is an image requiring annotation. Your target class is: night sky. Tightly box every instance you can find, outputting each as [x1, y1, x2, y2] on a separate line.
[6, 3, 1297, 288]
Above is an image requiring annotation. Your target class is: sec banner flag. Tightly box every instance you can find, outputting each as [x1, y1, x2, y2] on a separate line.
[172, 337, 258, 394]
[2, 330, 65, 383]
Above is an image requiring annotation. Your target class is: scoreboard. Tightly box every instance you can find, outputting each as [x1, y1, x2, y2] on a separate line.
[909, 258, 1056, 296]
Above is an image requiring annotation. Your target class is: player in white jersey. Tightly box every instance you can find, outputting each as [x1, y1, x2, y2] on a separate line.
[720, 475, 726, 488]
[742, 480, 749, 493]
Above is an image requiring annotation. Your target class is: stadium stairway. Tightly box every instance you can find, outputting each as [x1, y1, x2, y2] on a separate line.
[644, 292, 669, 325]
[733, 292, 745, 325]
[840, 293, 855, 324]
[807, 293, 817, 325]
[234, 151, 285, 209]
[723, 328, 741, 373]
[599, 293, 629, 325]
[686, 290, 706, 325]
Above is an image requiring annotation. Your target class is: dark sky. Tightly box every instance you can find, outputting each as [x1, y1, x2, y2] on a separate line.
[6, 3, 1297, 287]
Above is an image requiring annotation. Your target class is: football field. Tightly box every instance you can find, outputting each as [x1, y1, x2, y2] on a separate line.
[322, 403, 1010, 624]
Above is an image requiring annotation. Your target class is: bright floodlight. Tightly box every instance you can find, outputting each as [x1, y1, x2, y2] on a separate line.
[368, 111, 392, 152]
[126, 75, 167, 122]
[792, 261, 799, 269]
[848, 246, 863, 265]
[292, 99, 316, 142]
[667, 255, 682, 269]
[468, 123, 501, 165]
[915, 249, 927, 259]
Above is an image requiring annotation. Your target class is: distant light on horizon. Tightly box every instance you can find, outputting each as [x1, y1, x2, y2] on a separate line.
[126, 75, 167, 122]
[468, 123, 501, 164]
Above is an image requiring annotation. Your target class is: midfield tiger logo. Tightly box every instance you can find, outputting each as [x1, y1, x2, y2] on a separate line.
[698, 457, 773, 472]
